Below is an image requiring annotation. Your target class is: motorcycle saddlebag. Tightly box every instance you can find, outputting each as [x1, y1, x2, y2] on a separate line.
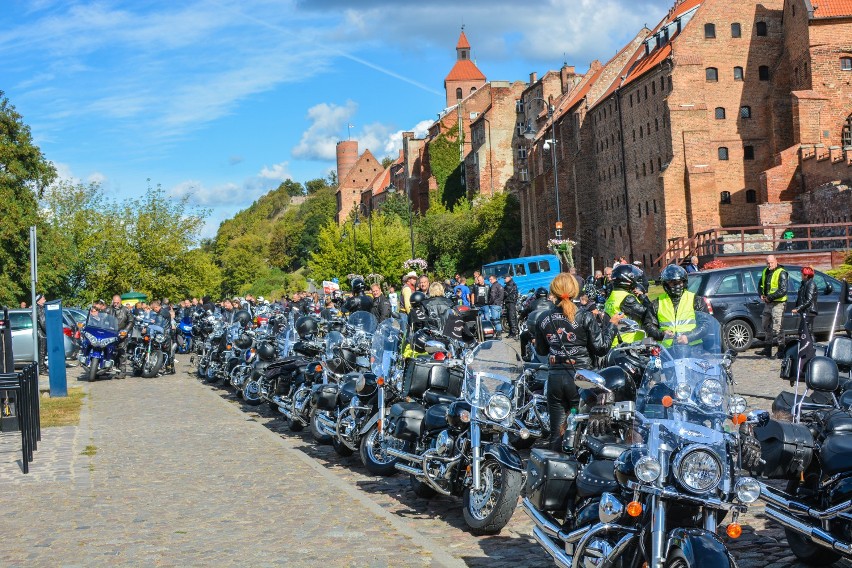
[526, 448, 579, 512]
[264, 357, 306, 379]
[753, 419, 814, 478]
[389, 401, 426, 442]
[403, 358, 459, 398]
[311, 384, 339, 411]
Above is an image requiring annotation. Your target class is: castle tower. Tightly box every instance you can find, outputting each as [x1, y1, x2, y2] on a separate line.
[336, 140, 358, 182]
[444, 28, 486, 108]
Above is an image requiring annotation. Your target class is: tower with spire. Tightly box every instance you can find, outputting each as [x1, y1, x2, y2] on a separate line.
[443, 27, 486, 108]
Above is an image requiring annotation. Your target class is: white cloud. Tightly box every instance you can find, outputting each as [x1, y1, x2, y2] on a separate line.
[169, 161, 291, 207]
[258, 162, 291, 181]
[50, 162, 109, 187]
[87, 172, 107, 185]
[292, 101, 358, 161]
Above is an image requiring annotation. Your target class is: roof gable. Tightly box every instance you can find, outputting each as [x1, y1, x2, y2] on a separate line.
[340, 149, 384, 190]
[445, 59, 486, 83]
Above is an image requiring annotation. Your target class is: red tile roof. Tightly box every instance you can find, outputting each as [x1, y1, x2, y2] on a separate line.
[445, 59, 486, 82]
[811, 0, 852, 18]
[456, 31, 471, 49]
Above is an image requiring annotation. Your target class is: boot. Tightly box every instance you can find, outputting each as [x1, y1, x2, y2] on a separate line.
[755, 347, 772, 357]
[776, 346, 786, 360]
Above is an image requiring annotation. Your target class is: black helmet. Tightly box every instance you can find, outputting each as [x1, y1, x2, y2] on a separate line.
[660, 264, 688, 300]
[410, 291, 427, 308]
[535, 287, 548, 299]
[611, 264, 645, 292]
[581, 282, 598, 300]
[351, 278, 366, 294]
[295, 315, 318, 339]
[234, 309, 252, 327]
[234, 332, 253, 350]
[257, 341, 276, 361]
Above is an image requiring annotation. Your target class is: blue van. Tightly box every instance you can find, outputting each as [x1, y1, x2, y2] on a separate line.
[482, 254, 561, 294]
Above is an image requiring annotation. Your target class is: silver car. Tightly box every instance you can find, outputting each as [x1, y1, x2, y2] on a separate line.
[8, 309, 76, 368]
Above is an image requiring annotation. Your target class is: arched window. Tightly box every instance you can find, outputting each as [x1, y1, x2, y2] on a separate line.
[842, 114, 852, 147]
[470, 87, 477, 93]
[756, 21, 767, 36]
[705, 23, 716, 38]
[455, 87, 463, 100]
[733, 66, 744, 81]
[715, 107, 726, 119]
[706, 67, 719, 82]
[718, 147, 729, 160]
[746, 189, 757, 203]
[720, 191, 732, 204]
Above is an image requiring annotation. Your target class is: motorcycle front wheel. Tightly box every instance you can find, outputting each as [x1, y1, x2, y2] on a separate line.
[141, 351, 164, 378]
[87, 362, 98, 382]
[462, 458, 523, 535]
[359, 424, 399, 476]
[309, 409, 333, 444]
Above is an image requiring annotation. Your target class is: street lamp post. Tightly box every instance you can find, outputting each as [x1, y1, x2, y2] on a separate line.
[386, 182, 415, 259]
[524, 100, 562, 239]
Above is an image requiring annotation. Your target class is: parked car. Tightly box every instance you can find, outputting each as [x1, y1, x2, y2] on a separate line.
[482, 254, 560, 293]
[686, 264, 850, 352]
[8, 309, 77, 368]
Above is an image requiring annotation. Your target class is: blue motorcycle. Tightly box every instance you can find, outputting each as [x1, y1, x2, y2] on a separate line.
[176, 314, 194, 354]
[79, 312, 121, 381]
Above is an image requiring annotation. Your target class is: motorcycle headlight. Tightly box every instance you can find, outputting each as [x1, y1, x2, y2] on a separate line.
[635, 456, 662, 483]
[735, 476, 760, 504]
[729, 395, 747, 415]
[155, 333, 166, 343]
[675, 447, 722, 493]
[698, 379, 724, 407]
[675, 382, 691, 401]
[485, 393, 512, 422]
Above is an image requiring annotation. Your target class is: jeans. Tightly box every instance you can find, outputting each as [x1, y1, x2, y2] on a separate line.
[489, 305, 503, 333]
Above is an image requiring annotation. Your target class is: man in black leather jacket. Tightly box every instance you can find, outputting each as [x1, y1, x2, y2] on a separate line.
[107, 295, 133, 377]
[521, 288, 554, 320]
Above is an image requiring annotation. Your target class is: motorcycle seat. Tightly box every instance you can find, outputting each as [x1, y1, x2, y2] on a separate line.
[820, 434, 852, 475]
[822, 411, 852, 435]
[423, 389, 457, 406]
[576, 459, 619, 498]
[423, 404, 449, 432]
[389, 401, 426, 421]
[584, 436, 630, 461]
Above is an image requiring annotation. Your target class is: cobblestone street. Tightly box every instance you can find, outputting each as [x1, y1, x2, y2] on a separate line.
[0, 348, 848, 567]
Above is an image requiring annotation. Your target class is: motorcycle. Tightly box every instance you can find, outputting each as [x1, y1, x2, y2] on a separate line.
[757, 335, 852, 565]
[240, 323, 278, 406]
[175, 313, 194, 354]
[524, 312, 762, 567]
[128, 315, 168, 378]
[78, 312, 123, 381]
[384, 340, 526, 534]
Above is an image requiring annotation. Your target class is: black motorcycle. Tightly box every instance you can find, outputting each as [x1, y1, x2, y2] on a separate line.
[128, 315, 168, 378]
[383, 340, 525, 534]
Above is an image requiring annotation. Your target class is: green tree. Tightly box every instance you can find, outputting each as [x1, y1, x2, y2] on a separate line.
[277, 179, 304, 197]
[377, 192, 411, 224]
[381, 156, 394, 169]
[0, 91, 57, 304]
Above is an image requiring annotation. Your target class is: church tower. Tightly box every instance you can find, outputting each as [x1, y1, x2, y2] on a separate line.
[444, 28, 486, 108]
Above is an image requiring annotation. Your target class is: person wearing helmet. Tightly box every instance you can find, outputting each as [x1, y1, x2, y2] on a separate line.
[343, 277, 373, 314]
[295, 315, 318, 340]
[604, 264, 653, 345]
[521, 287, 554, 320]
[644, 264, 708, 347]
[407, 291, 429, 332]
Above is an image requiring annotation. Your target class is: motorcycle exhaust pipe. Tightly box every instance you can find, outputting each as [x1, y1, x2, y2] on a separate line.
[394, 462, 423, 477]
[760, 482, 852, 520]
[314, 412, 337, 436]
[385, 446, 422, 464]
[522, 498, 561, 538]
[531, 526, 572, 568]
[764, 506, 852, 556]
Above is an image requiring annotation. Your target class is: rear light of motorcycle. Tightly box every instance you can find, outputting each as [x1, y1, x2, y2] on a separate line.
[433, 352, 446, 361]
[63, 326, 72, 337]
[700, 296, 714, 314]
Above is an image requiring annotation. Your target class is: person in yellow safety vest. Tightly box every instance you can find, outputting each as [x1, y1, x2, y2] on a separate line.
[756, 255, 788, 359]
[604, 264, 655, 346]
[645, 264, 709, 347]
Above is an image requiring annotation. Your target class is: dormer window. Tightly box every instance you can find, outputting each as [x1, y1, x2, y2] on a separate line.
[461, 50, 468, 60]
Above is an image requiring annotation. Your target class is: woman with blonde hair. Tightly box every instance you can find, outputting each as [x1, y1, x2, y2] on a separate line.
[534, 272, 623, 449]
[428, 281, 445, 298]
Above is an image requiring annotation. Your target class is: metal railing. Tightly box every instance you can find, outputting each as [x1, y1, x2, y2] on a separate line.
[0, 363, 41, 474]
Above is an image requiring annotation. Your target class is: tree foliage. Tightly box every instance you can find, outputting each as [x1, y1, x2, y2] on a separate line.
[0, 91, 57, 305]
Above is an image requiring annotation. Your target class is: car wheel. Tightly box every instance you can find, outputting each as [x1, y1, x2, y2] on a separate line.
[723, 319, 753, 352]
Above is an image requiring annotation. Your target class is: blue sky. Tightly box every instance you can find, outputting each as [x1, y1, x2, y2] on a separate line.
[3, 0, 670, 237]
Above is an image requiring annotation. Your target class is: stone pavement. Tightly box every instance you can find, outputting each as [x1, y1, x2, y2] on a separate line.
[0, 347, 849, 567]
[0, 367, 458, 567]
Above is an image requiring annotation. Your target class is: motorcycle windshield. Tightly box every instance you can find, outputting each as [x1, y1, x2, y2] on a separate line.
[277, 326, 297, 357]
[347, 311, 377, 334]
[463, 340, 521, 408]
[325, 330, 344, 360]
[371, 318, 402, 379]
[634, 313, 737, 493]
[85, 313, 119, 332]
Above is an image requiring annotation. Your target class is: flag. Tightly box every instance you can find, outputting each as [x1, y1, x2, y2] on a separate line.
[796, 315, 816, 378]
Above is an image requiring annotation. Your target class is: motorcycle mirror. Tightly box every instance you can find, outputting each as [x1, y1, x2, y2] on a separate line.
[575, 369, 612, 392]
[424, 340, 445, 354]
[746, 409, 770, 427]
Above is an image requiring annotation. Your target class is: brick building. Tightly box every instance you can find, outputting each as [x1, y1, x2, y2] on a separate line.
[335, 141, 388, 223]
[521, 0, 852, 275]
